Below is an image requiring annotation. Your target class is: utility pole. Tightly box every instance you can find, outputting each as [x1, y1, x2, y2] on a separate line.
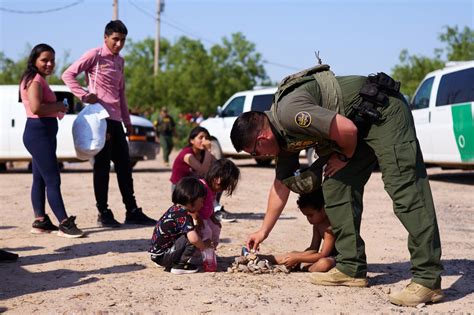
[154, 0, 164, 76]
[112, 0, 118, 20]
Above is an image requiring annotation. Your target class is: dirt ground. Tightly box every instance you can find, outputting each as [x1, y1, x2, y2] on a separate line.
[0, 152, 473, 314]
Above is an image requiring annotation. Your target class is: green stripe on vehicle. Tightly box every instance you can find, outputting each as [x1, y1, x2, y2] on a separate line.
[451, 103, 474, 161]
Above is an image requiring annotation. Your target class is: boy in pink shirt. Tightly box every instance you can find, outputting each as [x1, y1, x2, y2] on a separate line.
[62, 20, 155, 227]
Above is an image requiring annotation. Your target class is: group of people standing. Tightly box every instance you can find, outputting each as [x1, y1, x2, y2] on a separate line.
[6, 20, 156, 249]
[1, 18, 444, 309]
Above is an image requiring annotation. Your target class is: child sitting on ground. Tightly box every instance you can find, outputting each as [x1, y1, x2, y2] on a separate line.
[148, 177, 213, 275]
[170, 126, 236, 222]
[269, 189, 336, 272]
[198, 158, 240, 249]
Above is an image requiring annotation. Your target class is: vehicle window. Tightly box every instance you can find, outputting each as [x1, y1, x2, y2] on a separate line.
[221, 96, 245, 117]
[54, 91, 84, 114]
[411, 77, 434, 110]
[436, 68, 474, 107]
[251, 94, 274, 112]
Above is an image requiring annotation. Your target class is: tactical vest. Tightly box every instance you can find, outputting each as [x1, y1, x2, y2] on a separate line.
[268, 64, 343, 155]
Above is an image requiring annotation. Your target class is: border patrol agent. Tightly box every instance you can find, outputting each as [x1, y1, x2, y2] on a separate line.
[230, 64, 443, 307]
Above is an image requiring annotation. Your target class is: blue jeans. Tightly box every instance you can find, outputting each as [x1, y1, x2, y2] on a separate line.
[23, 118, 67, 222]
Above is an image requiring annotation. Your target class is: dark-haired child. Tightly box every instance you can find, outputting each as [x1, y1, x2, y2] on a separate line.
[149, 177, 213, 274]
[270, 189, 336, 272]
[199, 159, 240, 248]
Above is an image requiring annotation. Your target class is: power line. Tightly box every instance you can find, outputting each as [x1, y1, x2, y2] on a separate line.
[129, 0, 216, 44]
[128, 0, 299, 71]
[128, 0, 156, 20]
[262, 60, 299, 71]
[0, 0, 84, 14]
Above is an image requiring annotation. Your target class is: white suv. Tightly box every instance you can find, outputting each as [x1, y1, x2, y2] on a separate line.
[200, 87, 314, 166]
[410, 61, 474, 169]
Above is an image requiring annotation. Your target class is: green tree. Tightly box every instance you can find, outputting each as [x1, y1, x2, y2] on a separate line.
[0, 52, 25, 84]
[124, 32, 269, 117]
[391, 49, 444, 97]
[392, 25, 473, 98]
[124, 37, 162, 113]
[439, 25, 474, 61]
[210, 32, 270, 106]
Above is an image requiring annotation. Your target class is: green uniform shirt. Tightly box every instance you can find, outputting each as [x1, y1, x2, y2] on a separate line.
[268, 75, 366, 180]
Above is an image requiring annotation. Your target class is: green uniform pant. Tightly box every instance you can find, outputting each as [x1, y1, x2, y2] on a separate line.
[322, 94, 443, 289]
[160, 134, 173, 164]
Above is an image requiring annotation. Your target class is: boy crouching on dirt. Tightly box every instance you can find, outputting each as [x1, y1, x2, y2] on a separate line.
[148, 177, 213, 274]
[269, 189, 336, 272]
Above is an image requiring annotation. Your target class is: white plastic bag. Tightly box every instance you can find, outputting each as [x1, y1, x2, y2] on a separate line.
[72, 103, 109, 160]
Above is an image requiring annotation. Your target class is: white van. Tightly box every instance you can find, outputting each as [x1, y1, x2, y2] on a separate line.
[0, 85, 158, 170]
[410, 61, 474, 169]
[200, 87, 314, 166]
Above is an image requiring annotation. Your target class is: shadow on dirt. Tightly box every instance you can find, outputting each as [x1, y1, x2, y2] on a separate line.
[428, 170, 474, 185]
[0, 167, 172, 174]
[369, 259, 473, 303]
[231, 212, 296, 221]
[0, 238, 150, 301]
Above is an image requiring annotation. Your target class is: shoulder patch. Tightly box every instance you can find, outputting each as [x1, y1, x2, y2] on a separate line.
[295, 111, 311, 128]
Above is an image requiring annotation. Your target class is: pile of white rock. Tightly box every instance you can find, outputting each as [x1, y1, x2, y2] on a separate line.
[227, 252, 290, 274]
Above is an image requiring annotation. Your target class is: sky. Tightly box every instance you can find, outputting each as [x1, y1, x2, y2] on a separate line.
[0, 0, 473, 83]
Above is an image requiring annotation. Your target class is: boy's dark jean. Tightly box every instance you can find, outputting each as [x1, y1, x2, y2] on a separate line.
[151, 235, 196, 268]
[93, 119, 138, 213]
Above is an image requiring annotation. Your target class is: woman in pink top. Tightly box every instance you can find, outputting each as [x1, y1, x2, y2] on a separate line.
[170, 126, 216, 187]
[20, 43, 83, 238]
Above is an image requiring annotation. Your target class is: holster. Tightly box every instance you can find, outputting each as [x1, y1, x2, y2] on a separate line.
[352, 72, 400, 125]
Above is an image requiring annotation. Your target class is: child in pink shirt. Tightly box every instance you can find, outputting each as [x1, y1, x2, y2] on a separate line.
[198, 159, 240, 248]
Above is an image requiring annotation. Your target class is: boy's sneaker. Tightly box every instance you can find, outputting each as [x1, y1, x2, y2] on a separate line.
[31, 214, 58, 234]
[124, 208, 156, 226]
[215, 208, 237, 223]
[170, 262, 199, 275]
[0, 249, 19, 262]
[98, 209, 121, 228]
[57, 216, 84, 238]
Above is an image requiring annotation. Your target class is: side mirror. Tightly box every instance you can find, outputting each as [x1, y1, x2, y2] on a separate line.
[217, 106, 223, 117]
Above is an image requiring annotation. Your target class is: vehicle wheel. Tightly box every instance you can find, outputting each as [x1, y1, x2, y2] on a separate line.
[255, 157, 273, 167]
[210, 137, 223, 159]
[306, 148, 317, 165]
[0, 163, 7, 172]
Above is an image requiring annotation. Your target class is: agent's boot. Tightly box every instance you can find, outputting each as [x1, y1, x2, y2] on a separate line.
[309, 267, 368, 287]
[389, 282, 444, 307]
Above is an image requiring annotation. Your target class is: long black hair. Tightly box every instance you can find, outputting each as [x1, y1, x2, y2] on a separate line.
[204, 158, 240, 196]
[19, 43, 55, 90]
[187, 126, 210, 147]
